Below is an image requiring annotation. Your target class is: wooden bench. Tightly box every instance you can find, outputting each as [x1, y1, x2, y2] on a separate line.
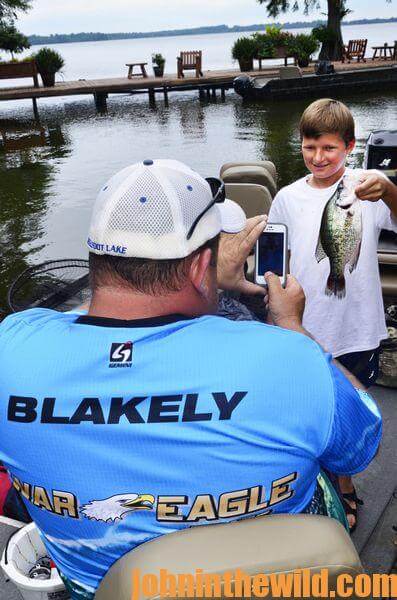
[372, 43, 396, 61]
[126, 63, 148, 79]
[255, 52, 295, 69]
[342, 39, 367, 63]
[177, 51, 203, 78]
[0, 61, 39, 87]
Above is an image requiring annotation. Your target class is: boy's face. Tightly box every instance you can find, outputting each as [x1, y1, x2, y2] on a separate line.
[301, 133, 355, 180]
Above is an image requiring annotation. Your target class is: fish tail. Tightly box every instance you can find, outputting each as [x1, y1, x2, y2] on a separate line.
[325, 273, 346, 299]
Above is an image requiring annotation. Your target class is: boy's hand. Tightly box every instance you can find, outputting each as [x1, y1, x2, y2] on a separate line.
[354, 170, 391, 202]
[265, 272, 305, 330]
[217, 215, 267, 295]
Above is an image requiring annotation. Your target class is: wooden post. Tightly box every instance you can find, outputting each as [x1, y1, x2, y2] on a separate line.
[149, 87, 156, 106]
[211, 87, 216, 101]
[163, 86, 169, 106]
[221, 87, 226, 102]
[94, 92, 108, 111]
[198, 87, 205, 100]
[206, 88, 211, 100]
[32, 97, 39, 120]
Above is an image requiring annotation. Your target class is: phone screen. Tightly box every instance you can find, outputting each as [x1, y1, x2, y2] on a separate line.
[257, 232, 284, 276]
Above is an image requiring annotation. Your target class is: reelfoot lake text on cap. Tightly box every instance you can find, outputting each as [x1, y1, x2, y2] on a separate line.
[87, 237, 127, 255]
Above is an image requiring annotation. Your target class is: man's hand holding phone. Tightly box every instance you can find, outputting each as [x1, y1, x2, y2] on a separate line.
[255, 223, 288, 287]
[265, 272, 306, 332]
[217, 215, 268, 295]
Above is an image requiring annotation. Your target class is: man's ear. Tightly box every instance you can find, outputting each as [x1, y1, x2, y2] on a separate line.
[190, 248, 213, 296]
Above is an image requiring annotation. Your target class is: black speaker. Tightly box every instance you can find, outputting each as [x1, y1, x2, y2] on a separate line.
[364, 130, 397, 184]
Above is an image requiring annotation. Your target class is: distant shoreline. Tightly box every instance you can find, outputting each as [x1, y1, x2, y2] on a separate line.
[28, 17, 397, 46]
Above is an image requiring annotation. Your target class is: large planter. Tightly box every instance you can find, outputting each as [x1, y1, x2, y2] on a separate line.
[153, 65, 164, 77]
[0, 61, 39, 87]
[238, 58, 254, 72]
[39, 70, 56, 87]
[297, 57, 310, 68]
[274, 47, 288, 59]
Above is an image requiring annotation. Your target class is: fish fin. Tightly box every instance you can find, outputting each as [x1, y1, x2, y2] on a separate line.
[315, 237, 327, 263]
[325, 273, 346, 299]
[349, 240, 362, 273]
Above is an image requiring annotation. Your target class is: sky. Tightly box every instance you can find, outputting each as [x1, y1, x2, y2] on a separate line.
[17, 0, 397, 36]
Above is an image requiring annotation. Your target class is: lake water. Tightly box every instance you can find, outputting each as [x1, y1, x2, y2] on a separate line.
[1, 22, 397, 314]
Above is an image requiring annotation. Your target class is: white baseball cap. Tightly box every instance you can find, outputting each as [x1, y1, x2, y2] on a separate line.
[87, 159, 246, 259]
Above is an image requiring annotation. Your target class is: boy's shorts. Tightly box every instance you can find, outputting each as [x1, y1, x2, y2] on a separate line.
[337, 347, 380, 389]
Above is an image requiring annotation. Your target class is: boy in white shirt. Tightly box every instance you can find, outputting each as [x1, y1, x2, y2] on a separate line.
[268, 98, 397, 530]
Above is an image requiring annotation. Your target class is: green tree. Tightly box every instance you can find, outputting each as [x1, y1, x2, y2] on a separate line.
[0, 22, 30, 58]
[256, 0, 392, 60]
[0, 0, 31, 23]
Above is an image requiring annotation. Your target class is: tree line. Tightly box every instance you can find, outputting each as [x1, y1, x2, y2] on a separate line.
[27, 16, 397, 46]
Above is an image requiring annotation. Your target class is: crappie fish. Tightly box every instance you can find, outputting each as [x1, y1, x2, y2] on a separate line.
[315, 175, 362, 298]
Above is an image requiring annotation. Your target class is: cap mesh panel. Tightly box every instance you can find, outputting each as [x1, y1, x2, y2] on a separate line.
[107, 171, 174, 237]
[171, 170, 211, 231]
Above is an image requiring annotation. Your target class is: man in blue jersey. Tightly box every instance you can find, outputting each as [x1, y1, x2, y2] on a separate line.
[0, 159, 381, 599]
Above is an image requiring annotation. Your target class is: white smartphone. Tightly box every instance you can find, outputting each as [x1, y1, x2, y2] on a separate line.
[255, 223, 288, 287]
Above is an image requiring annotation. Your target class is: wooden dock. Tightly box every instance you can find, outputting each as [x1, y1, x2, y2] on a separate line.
[0, 60, 396, 114]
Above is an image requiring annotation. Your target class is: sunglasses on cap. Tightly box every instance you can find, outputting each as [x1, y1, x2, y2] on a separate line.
[186, 177, 226, 240]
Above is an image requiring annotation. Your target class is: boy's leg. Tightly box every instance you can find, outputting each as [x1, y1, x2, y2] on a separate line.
[334, 347, 379, 531]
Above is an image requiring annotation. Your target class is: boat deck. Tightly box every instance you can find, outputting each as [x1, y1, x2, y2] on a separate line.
[0, 383, 396, 598]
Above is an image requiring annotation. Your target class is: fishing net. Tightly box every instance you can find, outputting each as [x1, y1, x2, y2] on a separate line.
[7, 259, 90, 313]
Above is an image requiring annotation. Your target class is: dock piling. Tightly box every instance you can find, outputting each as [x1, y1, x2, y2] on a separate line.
[32, 97, 39, 119]
[94, 92, 108, 112]
[148, 87, 156, 107]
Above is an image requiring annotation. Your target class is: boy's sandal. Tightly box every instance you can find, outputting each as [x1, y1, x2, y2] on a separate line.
[342, 489, 363, 534]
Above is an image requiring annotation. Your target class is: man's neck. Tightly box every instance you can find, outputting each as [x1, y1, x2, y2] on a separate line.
[87, 287, 208, 321]
[308, 165, 346, 189]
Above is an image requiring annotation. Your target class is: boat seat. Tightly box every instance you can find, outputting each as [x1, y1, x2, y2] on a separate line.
[220, 160, 277, 182]
[96, 514, 363, 600]
[377, 253, 397, 298]
[225, 183, 272, 218]
[279, 66, 302, 79]
[222, 166, 277, 198]
[380, 266, 397, 298]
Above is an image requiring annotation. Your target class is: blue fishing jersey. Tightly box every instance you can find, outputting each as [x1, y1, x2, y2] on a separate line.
[0, 309, 381, 594]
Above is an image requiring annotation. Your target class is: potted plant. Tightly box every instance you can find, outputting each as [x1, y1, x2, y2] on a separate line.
[260, 25, 294, 58]
[33, 47, 64, 87]
[231, 37, 257, 72]
[251, 33, 275, 60]
[152, 53, 165, 77]
[290, 33, 319, 68]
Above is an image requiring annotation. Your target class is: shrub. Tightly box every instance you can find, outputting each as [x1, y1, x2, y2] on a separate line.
[152, 53, 165, 67]
[33, 47, 64, 73]
[290, 33, 319, 62]
[232, 36, 258, 61]
[312, 25, 337, 44]
[0, 23, 30, 59]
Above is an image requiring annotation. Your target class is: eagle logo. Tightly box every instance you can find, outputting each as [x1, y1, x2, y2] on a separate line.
[80, 493, 155, 523]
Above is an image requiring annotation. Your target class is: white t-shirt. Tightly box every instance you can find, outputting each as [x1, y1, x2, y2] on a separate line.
[268, 168, 397, 357]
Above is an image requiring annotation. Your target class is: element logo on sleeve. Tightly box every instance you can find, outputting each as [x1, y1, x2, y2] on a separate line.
[109, 342, 133, 368]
